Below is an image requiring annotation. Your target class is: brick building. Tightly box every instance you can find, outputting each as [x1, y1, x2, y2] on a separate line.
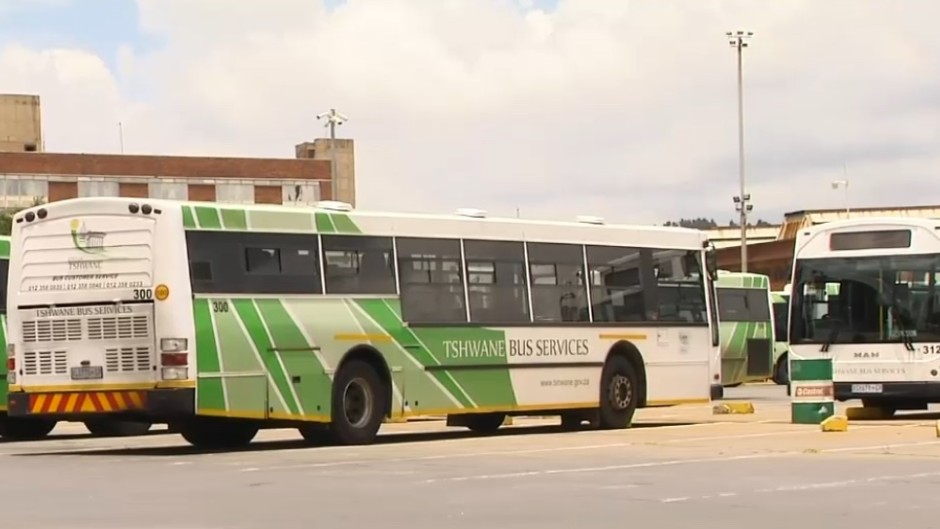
[0, 93, 357, 210]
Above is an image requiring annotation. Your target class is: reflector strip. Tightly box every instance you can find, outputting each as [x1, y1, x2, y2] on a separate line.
[27, 390, 147, 414]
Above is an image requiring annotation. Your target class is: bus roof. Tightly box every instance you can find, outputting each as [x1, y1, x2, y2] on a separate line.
[17, 197, 712, 250]
[794, 216, 940, 259]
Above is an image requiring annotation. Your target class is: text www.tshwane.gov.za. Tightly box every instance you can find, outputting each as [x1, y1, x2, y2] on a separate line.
[541, 378, 590, 387]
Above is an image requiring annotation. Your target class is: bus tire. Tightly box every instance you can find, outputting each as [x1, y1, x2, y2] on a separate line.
[0, 416, 56, 440]
[464, 413, 505, 434]
[298, 423, 333, 445]
[598, 355, 639, 429]
[330, 359, 386, 445]
[772, 354, 789, 385]
[84, 419, 152, 437]
[178, 419, 258, 450]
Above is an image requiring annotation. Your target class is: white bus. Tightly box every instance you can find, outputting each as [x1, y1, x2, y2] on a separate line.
[6, 197, 720, 448]
[788, 217, 940, 414]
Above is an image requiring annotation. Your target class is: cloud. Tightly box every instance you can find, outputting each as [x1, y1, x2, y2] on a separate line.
[2, 0, 940, 225]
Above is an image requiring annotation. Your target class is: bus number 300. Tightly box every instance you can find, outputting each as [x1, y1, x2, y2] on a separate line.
[133, 288, 153, 300]
[213, 301, 230, 313]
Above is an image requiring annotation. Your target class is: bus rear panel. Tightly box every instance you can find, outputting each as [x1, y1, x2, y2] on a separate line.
[6, 198, 196, 422]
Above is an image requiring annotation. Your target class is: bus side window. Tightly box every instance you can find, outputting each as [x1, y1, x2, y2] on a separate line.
[395, 237, 467, 324]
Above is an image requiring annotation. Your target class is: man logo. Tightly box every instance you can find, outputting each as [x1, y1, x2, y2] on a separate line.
[70, 219, 107, 255]
[853, 351, 879, 359]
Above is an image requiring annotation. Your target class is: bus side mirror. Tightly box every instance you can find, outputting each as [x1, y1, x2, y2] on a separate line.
[706, 249, 718, 280]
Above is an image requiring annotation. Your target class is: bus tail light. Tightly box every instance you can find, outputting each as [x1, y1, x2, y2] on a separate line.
[160, 338, 188, 352]
[160, 349, 189, 381]
[5, 357, 13, 371]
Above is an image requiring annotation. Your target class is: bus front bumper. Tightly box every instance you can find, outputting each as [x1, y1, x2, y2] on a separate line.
[6, 388, 195, 420]
[834, 382, 940, 403]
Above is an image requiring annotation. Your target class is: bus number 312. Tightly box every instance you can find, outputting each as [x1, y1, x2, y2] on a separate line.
[922, 344, 940, 355]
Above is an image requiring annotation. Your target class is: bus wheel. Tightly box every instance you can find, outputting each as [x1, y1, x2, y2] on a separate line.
[84, 419, 152, 437]
[598, 355, 639, 429]
[330, 360, 387, 445]
[298, 423, 333, 445]
[773, 355, 790, 385]
[464, 413, 506, 434]
[178, 419, 258, 450]
[0, 416, 56, 440]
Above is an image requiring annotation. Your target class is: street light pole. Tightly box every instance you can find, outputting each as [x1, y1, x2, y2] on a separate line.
[316, 108, 349, 202]
[727, 30, 753, 273]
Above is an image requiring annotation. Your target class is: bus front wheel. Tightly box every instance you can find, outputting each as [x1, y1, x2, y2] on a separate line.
[84, 419, 152, 437]
[329, 359, 387, 445]
[178, 419, 258, 450]
[598, 355, 640, 429]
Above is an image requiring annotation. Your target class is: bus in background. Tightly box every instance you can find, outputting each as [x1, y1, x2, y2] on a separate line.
[713, 270, 776, 388]
[6, 197, 720, 449]
[770, 287, 791, 385]
[789, 217, 940, 416]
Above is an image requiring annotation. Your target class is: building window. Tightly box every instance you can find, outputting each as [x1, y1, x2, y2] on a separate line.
[527, 242, 590, 323]
[396, 237, 467, 324]
[321, 235, 397, 295]
[282, 183, 320, 205]
[0, 178, 48, 207]
[78, 180, 119, 197]
[216, 183, 254, 204]
[464, 239, 530, 323]
[149, 181, 189, 200]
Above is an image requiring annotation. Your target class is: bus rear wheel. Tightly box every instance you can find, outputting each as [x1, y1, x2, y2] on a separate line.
[329, 360, 387, 445]
[178, 419, 258, 450]
[465, 413, 506, 434]
[0, 416, 56, 440]
[84, 419, 152, 437]
[598, 355, 639, 429]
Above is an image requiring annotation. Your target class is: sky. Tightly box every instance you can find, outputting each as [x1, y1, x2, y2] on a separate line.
[1, 0, 939, 226]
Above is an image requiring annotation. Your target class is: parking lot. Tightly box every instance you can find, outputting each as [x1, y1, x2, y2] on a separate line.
[3, 384, 940, 529]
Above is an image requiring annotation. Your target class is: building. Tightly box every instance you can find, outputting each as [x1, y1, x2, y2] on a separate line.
[715, 204, 940, 290]
[706, 225, 779, 249]
[0, 94, 42, 153]
[0, 93, 358, 210]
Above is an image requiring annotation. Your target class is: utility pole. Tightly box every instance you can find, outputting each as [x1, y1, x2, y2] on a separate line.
[727, 30, 753, 273]
[118, 121, 125, 154]
[316, 108, 349, 202]
[832, 162, 850, 216]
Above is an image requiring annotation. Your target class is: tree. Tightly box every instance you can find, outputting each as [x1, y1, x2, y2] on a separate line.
[663, 217, 719, 230]
[0, 197, 46, 235]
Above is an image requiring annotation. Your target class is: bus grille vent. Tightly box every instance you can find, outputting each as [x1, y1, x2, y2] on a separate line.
[22, 350, 68, 375]
[21, 320, 83, 343]
[105, 347, 152, 373]
[88, 316, 151, 341]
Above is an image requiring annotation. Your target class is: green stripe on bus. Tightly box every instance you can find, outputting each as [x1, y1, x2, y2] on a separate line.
[789, 358, 833, 381]
[331, 213, 361, 234]
[220, 208, 247, 230]
[182, 206, 197, 229]
[231, 299, 300, 415]
[0, 239, 10, 259]
[193, 299, 226, 410]
[315, 212, 335, 233]
[194, 206, 222, 229]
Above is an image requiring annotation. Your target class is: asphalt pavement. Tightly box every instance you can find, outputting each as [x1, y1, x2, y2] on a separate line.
[2, 383, 940, 529]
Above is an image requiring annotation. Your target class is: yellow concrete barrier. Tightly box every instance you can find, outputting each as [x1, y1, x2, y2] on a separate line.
[821, 415, 848, 432]
[712, 401, 755, 415]
[845, 406, 895, 420]
[935, 420, 940, 438]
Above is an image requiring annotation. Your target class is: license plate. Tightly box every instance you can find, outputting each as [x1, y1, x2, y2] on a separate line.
[70, 366, 103, 380]
[852, 383, 883, 394]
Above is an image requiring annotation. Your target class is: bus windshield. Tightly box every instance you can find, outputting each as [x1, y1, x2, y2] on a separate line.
[791, 253, 940, 345]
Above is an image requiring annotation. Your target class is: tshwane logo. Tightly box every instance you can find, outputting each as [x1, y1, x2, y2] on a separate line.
[70, 219, 107, 254]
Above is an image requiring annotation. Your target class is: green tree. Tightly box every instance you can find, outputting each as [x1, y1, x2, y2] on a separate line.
[0, 197, 47, 235]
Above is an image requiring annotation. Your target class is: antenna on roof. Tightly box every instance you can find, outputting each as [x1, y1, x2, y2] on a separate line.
[455, 208, 487, 218]
[315, 200, 353, 212]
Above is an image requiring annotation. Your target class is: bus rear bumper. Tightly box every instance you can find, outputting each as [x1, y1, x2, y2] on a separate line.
[7, 388, 195, 420]
[834, 382, 940, 404]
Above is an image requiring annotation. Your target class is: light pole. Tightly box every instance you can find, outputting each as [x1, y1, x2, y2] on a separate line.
[832, 179, 849, 215]
[316, 108, 349, 202]
[727, 30, 753, 273]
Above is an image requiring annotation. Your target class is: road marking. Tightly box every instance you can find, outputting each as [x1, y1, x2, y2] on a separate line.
[660, 471, 940, 503]
[234, 424, 821, 472]
[421, 439, 940, 484]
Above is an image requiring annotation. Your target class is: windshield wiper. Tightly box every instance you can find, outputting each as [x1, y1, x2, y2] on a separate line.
[887, 302, 916, 352]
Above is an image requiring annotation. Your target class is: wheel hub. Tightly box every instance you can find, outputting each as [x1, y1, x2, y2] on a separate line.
[343, 377, 373, 428]
[609, 374, 632, 410]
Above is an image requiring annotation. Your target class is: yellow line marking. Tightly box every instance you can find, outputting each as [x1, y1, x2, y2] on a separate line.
[16, 382, 157, 392]
[333, 333, 393, 343]
[599, 333, 647, 340]
[48, 393, 63, 412]
[197, 409, 268, 420]
[97, 392, 113, 412]
[128, 392, 144, 408]
[8, 385, 22, 392]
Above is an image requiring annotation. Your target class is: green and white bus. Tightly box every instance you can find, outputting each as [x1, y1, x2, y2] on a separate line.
[770, 288, 791, 385]
[789, 217, 940, 415]
[5, 197, 720, 448]
[713, 271, 776, 389]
